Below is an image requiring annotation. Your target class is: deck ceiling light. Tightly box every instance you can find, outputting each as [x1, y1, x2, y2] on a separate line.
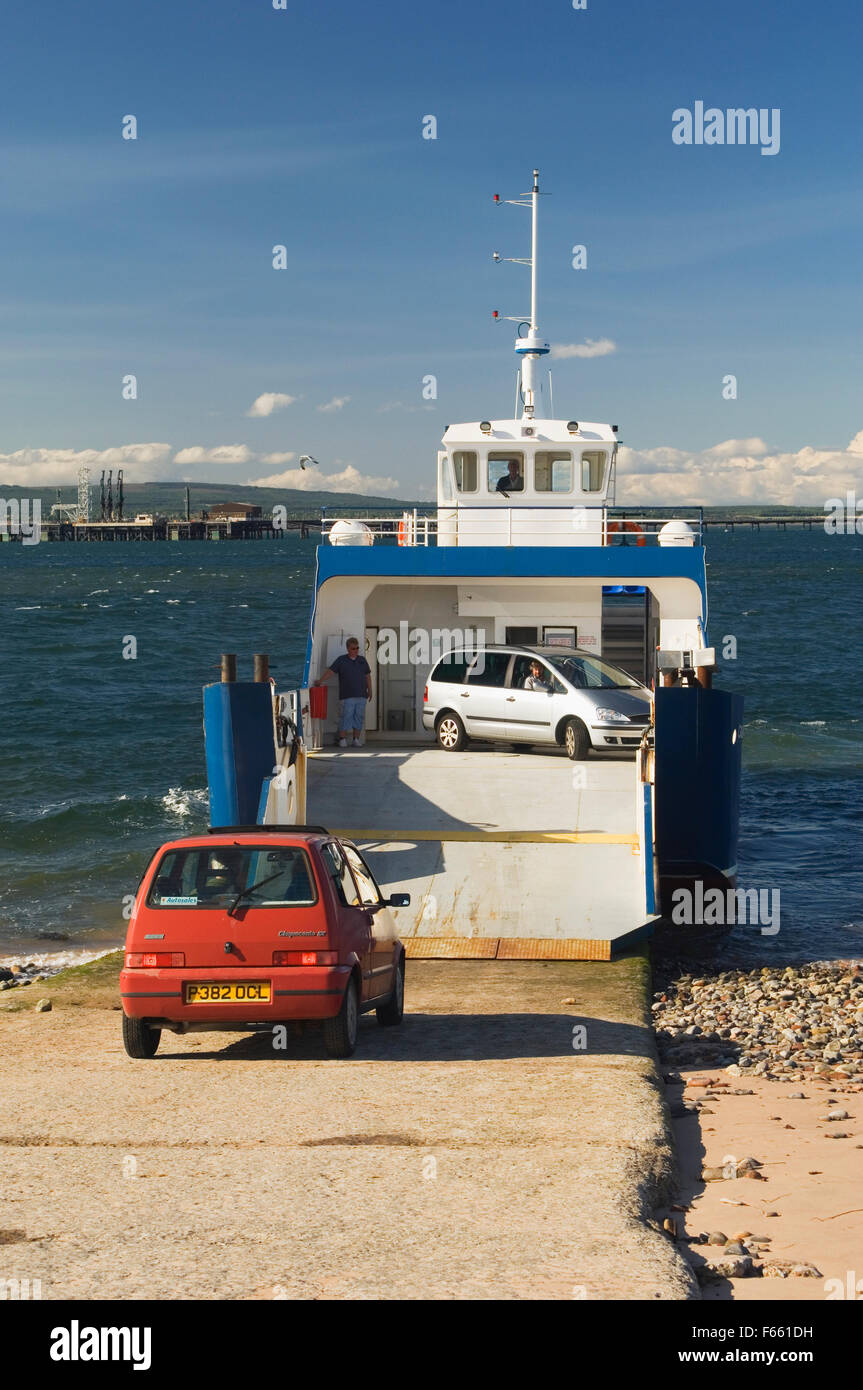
[480, 421, 492, 433]
[567, 420, 579, 433]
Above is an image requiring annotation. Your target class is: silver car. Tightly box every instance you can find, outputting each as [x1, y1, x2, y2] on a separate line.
[422, 645, 652, 759]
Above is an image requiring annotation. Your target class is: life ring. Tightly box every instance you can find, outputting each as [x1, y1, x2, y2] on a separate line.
[397, 517, 408, 546]
[607, 519, 646, 546]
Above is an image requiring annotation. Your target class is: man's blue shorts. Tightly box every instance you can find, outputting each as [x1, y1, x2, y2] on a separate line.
[339, 696, 366, 732]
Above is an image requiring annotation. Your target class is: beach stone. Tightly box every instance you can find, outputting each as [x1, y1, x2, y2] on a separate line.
[724, 1241, 746, 1255]
[706, 1231, 728, 1245]
[791, 1263, 822, 1278]
[820, 1109, 850, 1121]
[35, 999, 52, 1013]
[712, 1256, 753, 1279]
[0, 968, 13, 982]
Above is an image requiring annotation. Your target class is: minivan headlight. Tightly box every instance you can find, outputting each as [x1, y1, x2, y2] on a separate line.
[594, 708, 630, 723]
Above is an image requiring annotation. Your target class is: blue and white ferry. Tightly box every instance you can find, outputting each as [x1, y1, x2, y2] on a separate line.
[204, 171, 743, 960]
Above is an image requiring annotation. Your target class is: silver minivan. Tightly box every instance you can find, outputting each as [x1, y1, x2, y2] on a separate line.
[422, 645, 652, 759]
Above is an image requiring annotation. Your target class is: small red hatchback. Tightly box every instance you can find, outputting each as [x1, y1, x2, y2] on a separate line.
[120, 826, 409, 1059]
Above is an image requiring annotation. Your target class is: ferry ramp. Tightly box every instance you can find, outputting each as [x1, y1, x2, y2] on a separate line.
[307, 744, 654, 959]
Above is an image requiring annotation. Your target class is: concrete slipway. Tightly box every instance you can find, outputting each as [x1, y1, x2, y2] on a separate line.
[0, 952, 694, 1299]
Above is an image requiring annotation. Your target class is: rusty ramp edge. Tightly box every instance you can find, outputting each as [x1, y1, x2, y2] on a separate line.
[404, 936, 612, 961]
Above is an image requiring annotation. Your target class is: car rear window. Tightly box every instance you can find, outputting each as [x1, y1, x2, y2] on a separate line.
[430, 652, 471, 684]
[146, 846, 318, 908]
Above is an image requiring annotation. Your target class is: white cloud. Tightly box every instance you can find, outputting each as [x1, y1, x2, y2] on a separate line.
[316, 395, 351, 413]
[173, 445, 252, 465]
[0, 443, 174, 486]
[619, 431, 863, 505]
[551, 338, 617, 360]
[246, 392, 297, 418]
[377, 401, 436, 413]
[260, 451, 296, 465]
[248, 461, 399, 496]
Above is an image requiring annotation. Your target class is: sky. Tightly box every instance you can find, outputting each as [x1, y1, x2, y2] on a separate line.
[0, 0, 861, 504]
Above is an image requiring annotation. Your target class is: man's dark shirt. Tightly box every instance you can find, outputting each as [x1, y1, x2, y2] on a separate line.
[496, 474, 524, 493]
[331, 653, 371, 699]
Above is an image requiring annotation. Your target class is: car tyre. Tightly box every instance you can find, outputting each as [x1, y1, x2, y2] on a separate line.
[122, 1014, 161, 1058]
[376, 956, 404, 1027]
[436, 712, 467, 752]
[563, 717, 590, 761]
[324, 977, 358, 1059]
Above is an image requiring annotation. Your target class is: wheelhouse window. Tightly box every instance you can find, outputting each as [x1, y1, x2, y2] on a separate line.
[580, 451, 607, 492]
[439, 456, 454, 502]
[488, 452, 524, 495]
[147, 846, 317, 908]
[453, 451, 478, 492]
[534, 451, 573, 493]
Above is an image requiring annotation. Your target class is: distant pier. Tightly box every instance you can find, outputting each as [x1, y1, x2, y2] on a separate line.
[31, 518, 324, 543]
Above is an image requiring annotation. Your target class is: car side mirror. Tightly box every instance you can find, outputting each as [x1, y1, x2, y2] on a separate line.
[386, 893, 411, 908]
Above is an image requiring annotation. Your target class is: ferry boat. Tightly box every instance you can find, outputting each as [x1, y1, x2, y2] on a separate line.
[203, 171, 743, 960]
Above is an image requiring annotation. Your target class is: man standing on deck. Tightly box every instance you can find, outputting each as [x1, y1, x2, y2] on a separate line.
[315, 637, 372, 748]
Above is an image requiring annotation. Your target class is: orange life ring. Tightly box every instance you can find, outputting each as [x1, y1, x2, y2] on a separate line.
[607, 520, 646, 546]
[397, 518, 407, 546]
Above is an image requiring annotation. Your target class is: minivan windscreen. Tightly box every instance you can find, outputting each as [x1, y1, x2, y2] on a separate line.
[147, 847, 318, 908]
[548, 654, 641, 690]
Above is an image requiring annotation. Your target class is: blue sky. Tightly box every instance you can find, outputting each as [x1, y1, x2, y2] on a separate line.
[1, 0, 861, 503]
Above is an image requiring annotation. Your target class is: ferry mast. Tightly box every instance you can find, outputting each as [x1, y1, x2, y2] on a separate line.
[494, 167, 550, 420]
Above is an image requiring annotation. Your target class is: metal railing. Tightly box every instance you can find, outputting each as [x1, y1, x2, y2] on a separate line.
[320, 505, 704, 546]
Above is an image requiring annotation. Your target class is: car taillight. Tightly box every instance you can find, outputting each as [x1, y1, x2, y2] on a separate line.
[423, 684, 428, 702]
[272, 950, 338, 966]
[125, 952, 185, 968]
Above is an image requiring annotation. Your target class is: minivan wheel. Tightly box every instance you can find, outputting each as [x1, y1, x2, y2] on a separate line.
[122, 1014, 161, 1058]
[563, 717, 590, 761]
[376, 956, 404, 1027]
[324, 978, 358, 1059]
[436, 712, 467, 752]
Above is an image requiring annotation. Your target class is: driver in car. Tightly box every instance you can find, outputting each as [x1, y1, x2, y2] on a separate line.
[523, 659, 551, 691]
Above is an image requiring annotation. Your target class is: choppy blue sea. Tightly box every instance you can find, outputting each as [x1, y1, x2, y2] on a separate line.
[0, 531, 860, 965]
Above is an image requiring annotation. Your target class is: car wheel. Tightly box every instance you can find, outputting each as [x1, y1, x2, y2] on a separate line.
[376, 956, 404, 1027]
[436, 712, 467, 751]
[563, 717, 590, 760]
[323, 977, 358, 1058]
[122, 1014, 161, 1058]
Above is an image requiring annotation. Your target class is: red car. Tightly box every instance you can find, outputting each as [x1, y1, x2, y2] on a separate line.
[120, 826, 409, 1059]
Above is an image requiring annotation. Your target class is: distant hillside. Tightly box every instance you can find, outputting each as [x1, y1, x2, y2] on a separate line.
[0, 480, 414, 518]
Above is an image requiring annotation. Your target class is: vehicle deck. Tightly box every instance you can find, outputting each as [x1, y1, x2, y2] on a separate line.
[307, 744, 655, 959]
